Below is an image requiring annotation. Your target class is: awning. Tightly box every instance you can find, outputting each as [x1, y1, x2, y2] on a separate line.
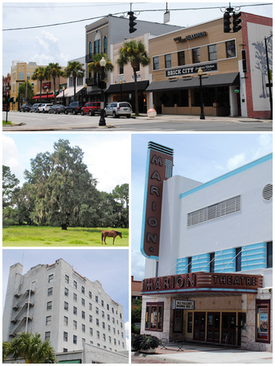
[56, 86, 84, 98]
[146, 72, 240, 93]
[106, 80, 149, 94]
[32, 94, 55, 99]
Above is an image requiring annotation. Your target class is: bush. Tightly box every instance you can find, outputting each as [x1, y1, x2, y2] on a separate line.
[131, 334, 160, 351]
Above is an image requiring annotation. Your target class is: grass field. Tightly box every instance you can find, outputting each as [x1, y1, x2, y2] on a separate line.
[2, 226, 129, 247]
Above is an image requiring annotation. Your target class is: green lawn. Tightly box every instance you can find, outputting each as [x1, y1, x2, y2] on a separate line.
[2, 226, 129, 247]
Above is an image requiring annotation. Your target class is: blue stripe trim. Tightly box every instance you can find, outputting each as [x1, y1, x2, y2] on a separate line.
[180, 153, 272, 199]
[141, 288, 258, 295]
[140, 149, 159, 260]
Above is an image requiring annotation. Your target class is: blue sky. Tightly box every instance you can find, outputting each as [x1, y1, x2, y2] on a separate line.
[2, 248, 130, 345]
[2, 1, 272, 76]
[2, 133, 130, 193]
[131, 133, 273, 280]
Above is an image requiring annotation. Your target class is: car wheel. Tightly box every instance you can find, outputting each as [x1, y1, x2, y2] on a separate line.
[113, 111, 118, 118]
[64, 110, 68, 114]
[81, 110, 84, 116]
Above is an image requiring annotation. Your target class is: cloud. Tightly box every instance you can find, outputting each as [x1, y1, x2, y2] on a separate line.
[226, 153, 246, 171]
[2, 135, 24, 184]
[131, 251, 145, 281]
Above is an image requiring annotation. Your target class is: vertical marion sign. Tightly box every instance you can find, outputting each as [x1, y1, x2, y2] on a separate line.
[141, 141, 174, 259]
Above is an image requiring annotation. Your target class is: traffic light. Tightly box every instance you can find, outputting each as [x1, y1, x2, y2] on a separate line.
[128, 11, 137, 33]
[233, 12, 242, 32]
[223, 11, 231, 33]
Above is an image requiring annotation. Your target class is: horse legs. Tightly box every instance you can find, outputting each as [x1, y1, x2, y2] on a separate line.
[113, 237, 115, 245]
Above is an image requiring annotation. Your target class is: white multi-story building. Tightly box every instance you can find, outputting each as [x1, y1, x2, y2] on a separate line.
[140, 142, 272, 352]
[3, 258, 127, 362]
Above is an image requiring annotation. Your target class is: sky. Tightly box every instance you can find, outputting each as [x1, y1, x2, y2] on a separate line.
[2, 1, 273, 76]
[2, 248, 130, 347]
[131, 133, 273, 281]
[2, 133, 130, 193]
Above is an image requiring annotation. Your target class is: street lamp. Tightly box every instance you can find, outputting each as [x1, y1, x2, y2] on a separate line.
[99, 57, 106, 126]
[62, 86, 65, 106]
[198, 68, 205, 120]
[119, 79, 123, 102]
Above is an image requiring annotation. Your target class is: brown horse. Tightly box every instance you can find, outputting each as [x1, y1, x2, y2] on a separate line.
[101, 230, 122, 245]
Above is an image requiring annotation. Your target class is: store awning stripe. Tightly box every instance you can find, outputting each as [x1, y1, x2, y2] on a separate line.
[106, 80, 149, 94]
[32, 94, 55, 99]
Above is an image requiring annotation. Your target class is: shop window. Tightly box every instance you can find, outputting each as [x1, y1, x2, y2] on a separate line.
[178, 51, 185, 66]
[153, 56, 159, 70]
[145, 302, 164, 331]
[178, 90, 189, 107]
[187, 312, 193, 333]
[18, 72, 24, 80]
[94, 39, 101, 54]
[192, 48, 200, 63]
[226, 40, 236, 58]
[119, 65, 124, 74]
[256, 300, 270, 343]
[208, 44, 217, 61]
[235, 247, 242, 272]
[165, 54, 172, 68]
[266, 241, 272, 268]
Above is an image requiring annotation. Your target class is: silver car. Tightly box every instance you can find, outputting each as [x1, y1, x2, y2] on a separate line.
[38, 103, 53, 113]
[104, 102, 132, 118]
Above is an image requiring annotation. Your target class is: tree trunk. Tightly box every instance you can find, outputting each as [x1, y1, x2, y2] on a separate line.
[61, 223, 67, 230]
[134, 69, 139, 116]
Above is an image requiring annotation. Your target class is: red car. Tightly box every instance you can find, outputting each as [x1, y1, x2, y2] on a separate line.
[81, 102, 101, 116]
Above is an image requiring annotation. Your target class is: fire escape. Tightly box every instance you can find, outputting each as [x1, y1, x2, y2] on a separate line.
[9, 287, 35, 337]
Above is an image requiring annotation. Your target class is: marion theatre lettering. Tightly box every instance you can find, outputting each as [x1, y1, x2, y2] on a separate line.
[141, 142, 174, 258]
[142, 272, 263, 294]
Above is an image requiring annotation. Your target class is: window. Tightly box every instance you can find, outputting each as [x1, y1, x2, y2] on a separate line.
[73, 280, 77, 289]
[103, 36, 107, 54]
[46, 316, 51, 325]
[187, 313, 193, 333]
[152, 56, 159, 70]
[145, 302, 164, 331]
[120, 313, 122, 319]
[256, 300, 270, 343]
[18, 72, 24, 80]
[101, 300, 104, 307]
[112, 307, 114, 313]
[73, 306, 77, 315]
[121, 332, 124, 338]
[81, 286, 85, 294]
[119, 65, 124, 74]
[63, 348, 68, 353]
[113, 328, 115, 334]
[267, 242, 273, 268]
[73, 320, 77, 330]
[192, 48, 200, 63]
[64, 301, 68, 311]
[108, 325, 111, 331]
[89, 42, 92, 57]
[109, 336, 111, 343]
[96, 307, 99, 314]
[208, 44, 217, 61]
[210, 252, 215, 272]
[114, 338, 116, 345]
[102, 311, 105, 318]
[82, 324, 86, 333]
[188, 257, 192, 273]
[73, 293, 77, 302]
[90, 327, 93, 336]
[102, 322, 105, 329]
[226, 40, 236, 58]
[112, 317, 115, 324]
[64, 288, 69, 296]
[178, 51, 185, 66]
[107, 304, 109, 310]
[235, 247, 242, 272]
[82, 311, 85, 319]
[103, 333, 106, 341]
[89, 291, 92, 299]
[89, 303, 92, 310]
[97, 331, 100, 339]
[82, 298, 85, 306]
[165, 54, 171, 68]
[64, 316, 68, 326]
[96, 296, 98, 303]
[45, 332, 50, 341]
[65, 274, 69, 284]
[48, 274, 53, 283]
[96, 318, 99, 326]
[63, 332, 68, 341]
[47, 301, 52, 310]
[94, 39, 101, 54]
[47, 287, 53, 296]
[107, 314, 110, 321]
[90, 315, 93, 323]
[73, 335, 77, 344]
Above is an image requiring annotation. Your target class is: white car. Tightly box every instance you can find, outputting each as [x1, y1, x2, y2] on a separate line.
[104, 102, 132, 118]
[38, 103, 53, 113]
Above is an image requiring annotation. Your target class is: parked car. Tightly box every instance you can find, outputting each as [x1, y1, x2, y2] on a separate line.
[20, 104, 32, 112]
[81, 102, 101, 116]
[49, 104, 66, 114]
[38, 103, 53, 113]
[43, 104, 54, 113]
[30, 103, 42, 113]
[104, 102, 132, 118]
[64, 102, 84, 115]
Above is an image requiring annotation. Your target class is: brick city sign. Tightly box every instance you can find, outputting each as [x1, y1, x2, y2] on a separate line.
[174, 31, 207, 43]
[141, 142, 174, 259]
[166, 62, 218, 78]
[142, 272, 263, 294]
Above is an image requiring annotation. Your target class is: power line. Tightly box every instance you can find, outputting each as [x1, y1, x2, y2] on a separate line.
[3, 3, 272, 32]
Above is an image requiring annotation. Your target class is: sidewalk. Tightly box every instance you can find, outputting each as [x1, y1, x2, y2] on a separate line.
[131, 343, 273, 364]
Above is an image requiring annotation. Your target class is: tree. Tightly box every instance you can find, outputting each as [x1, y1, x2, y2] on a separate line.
[117, 40, 150, 115]
[4, 332, 57, 363]
[2, 165, 20, 209]
[112, 183, 129, 227]
[88, 53, 114, 85]
[24, 139, 99, 230]
[45, 63, 63, 102]
[31, 66, 47, 102]
[64, 61, 85, 101]
[18, 81, 34, 103]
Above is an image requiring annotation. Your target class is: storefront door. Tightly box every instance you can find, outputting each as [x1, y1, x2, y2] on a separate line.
[222, 312, 237, 345]
[194, 312, 206, 341]
[207, 312, 220, 343]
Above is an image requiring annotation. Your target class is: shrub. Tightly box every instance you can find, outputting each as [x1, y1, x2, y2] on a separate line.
[131, 334, 160, 350]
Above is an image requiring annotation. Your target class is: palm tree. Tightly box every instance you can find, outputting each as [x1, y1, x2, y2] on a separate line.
[88, 53, 114, 85]
[117, 40, 151, 115]
[45, 63, 63, 102]
[64, 61, 85, 101]
[4, 332, 57, 363]
[31, 66, 47, 103]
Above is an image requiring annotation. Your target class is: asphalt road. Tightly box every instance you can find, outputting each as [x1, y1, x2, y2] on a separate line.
[2, 111, 272, 132]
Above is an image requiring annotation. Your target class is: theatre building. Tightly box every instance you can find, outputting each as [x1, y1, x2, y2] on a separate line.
[140, 142, 272, 351]
[147, 13, 272, 118]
